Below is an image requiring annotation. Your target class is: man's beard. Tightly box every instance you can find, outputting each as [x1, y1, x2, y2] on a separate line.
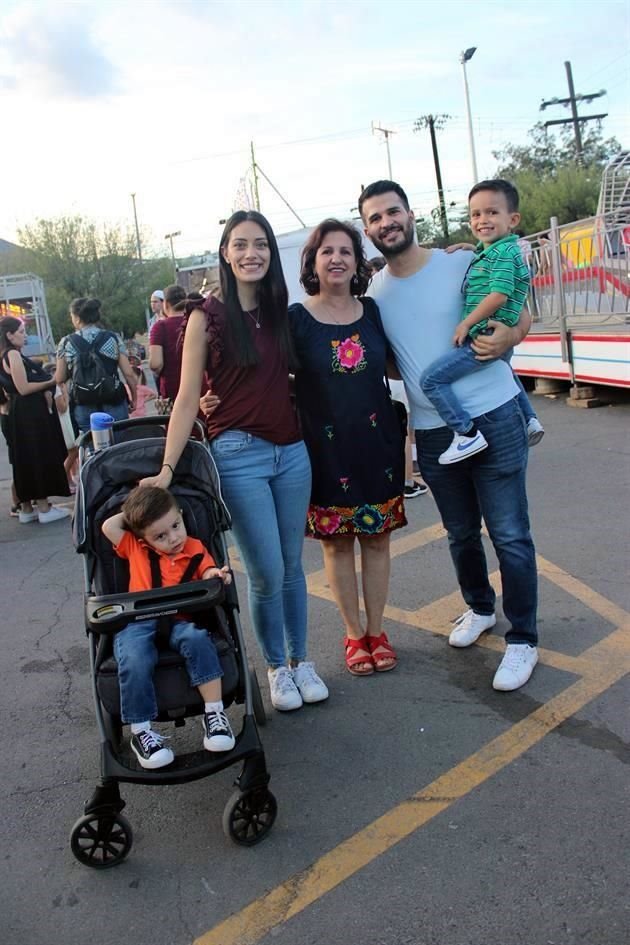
[370, 219, 415, 258]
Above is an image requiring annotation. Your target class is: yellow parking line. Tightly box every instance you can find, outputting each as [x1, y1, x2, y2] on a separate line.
[195, 626, 630, 945]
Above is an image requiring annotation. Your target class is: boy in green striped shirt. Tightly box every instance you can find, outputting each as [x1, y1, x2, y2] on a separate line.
[421, 179, 543, 464]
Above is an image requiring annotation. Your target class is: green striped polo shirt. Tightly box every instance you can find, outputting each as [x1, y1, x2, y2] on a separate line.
[463, 233, 530, 338]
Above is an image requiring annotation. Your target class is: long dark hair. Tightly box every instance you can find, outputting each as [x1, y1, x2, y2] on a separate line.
[218, 211, 292, 368]
[0, 316, 23, 360]
[300, 219, 371, 297]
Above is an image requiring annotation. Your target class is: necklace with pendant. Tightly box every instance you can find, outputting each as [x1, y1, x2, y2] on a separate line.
[321, 299, 358, 325]
[245, 307, 261, 329]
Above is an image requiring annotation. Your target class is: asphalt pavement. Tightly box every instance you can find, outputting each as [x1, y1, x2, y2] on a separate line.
[1, 388, 629, 945]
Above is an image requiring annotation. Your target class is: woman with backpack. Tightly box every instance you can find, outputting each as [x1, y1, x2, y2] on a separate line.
[55, 297, 137, 433]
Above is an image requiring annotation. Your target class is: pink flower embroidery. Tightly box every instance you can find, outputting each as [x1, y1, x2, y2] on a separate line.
[339, 477, 349, 492]
[313, 509, 342, 535]
[337, 338, 364, 370]
[370, 413, 377, 427]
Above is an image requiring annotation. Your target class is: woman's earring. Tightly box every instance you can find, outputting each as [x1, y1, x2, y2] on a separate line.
[350, 274, 359, 293]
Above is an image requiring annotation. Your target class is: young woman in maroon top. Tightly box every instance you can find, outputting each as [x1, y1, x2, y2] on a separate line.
[148, 284, 186, 402]
[141, 211, 328, 712]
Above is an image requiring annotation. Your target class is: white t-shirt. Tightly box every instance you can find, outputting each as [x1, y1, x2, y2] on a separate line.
[368, 249, 519, 430]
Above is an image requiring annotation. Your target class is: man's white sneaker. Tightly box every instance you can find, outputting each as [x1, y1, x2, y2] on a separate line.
[268, 665, 303, 711]
[438, 430, 488, 465]
[292, 661, 329, 704]
[527, 417, 545, 446]
[38, 505, 71, 524]
[493, 644, 538, 691]
[449, 609, 496, 647]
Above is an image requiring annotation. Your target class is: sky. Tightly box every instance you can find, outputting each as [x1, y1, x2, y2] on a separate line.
[1, 0, 628, 259]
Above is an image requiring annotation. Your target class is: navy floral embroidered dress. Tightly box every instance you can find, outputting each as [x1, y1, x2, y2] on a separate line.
[289, 297, 406, 539]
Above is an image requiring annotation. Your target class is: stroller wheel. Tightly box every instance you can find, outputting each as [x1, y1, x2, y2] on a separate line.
[250, 667, 267, 727]
[70, 811, 133, 868]
[222, 788, 277, 846]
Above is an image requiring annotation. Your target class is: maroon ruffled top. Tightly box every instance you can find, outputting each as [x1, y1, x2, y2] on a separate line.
[183, 295, 301, 445]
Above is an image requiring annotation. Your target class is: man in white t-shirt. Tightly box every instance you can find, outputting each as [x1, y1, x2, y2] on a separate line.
[361, 180, 538, 692]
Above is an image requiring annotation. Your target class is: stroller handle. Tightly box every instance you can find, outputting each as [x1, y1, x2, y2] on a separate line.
[77, 415, 207, 452]
[85, 577, 226, 635]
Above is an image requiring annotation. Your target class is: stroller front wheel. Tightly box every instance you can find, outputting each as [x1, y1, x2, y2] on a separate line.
[222, 788, 277, 846]
[70, 810, 133, 868]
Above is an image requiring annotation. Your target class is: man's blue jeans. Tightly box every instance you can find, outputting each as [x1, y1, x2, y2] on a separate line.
[416, 397, 538, 645]
[420, 340, 534, 433]
[74, 401, 129, 435]
[210, 432, 311, 668]
[114, 618, 223, 723]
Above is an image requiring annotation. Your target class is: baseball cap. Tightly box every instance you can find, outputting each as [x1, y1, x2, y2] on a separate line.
[150, 289, 164, 301]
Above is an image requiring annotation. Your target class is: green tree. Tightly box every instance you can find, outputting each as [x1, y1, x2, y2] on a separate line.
[492, 122, 622, 232]
[16, 216, 170, 340]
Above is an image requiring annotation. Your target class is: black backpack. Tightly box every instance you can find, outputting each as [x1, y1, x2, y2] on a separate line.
[71, 332, 127, 406]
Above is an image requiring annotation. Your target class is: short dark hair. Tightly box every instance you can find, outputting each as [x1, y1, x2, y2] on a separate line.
[70, 297, 102, 324]
[300, 219, 371, 297]
[358, 180, 410, 219]
[122, 486, 178, 536]
[164, 284, 187, 311]
[468, 179, 520, 212]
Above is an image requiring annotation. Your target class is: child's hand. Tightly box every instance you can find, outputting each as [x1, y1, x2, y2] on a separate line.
[452, 323, 471, 347]
[203, 565, 232, 585]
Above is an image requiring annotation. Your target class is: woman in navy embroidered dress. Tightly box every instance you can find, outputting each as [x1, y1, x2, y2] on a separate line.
[289, 219, 406, 676]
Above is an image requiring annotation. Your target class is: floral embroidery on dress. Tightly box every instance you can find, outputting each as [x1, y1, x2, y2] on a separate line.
[331, 334, 366, 374]
[306, 495, 406, 538]
[369, 413, 377, 427]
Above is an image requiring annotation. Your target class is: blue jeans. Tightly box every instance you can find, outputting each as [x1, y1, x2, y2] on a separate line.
[74, 401, 129, 435]
[210, 432, 311, 668]
[420, 340, 535, 433]
[416, 397, 538, 645]
[114, 618, 223, 723]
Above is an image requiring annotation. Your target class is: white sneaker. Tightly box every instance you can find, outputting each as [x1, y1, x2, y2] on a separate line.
[493, 644, 539, 691]
[439, 430, 488, 465]
[38, 505, 71, 524]
[527, 417, 545, 446]
[292, 661, 329, 704]
[449, 609, 496, 647]
[268, 665, 303, 711]
[18, 509, 38, 524]
[130, 728, 174, 769]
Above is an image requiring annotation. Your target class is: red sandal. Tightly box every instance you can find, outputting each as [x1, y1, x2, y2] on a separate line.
[344, 636, 375, 676]
[366, 632, 397, 672]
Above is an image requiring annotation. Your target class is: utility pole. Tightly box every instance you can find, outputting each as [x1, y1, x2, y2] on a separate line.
[130, 193, 150, 331]
[414, 114, 451, 239]
[459, 47, 479, 185]
[250, 141, 261, 211]
[540, 61, 607, 163]
[164, 230, 181, 281]
[371, 122, 396, 178]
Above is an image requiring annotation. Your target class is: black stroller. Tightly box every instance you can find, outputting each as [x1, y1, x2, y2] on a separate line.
[70, 417, 275, 868]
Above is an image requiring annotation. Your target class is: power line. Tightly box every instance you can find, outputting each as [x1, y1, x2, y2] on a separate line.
[540, 60, 607, 162]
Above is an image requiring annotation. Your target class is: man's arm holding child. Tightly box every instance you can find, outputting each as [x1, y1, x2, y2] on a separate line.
[102, 512, 127, 547]
[453, 291, 508, 346]
[471, 308, 532, 360]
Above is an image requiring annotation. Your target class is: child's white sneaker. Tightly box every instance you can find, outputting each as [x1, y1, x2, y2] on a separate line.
[202, 708, 235, 752]
[526, 417, 545, 446]
[439, 430, 488, 465]
[130, 728, 174, 769]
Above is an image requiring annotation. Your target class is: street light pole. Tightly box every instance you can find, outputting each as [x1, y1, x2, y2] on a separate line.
[131, 193, 150, 331]
[460, 46, 479, 186]
[164, 230, 181, 281]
